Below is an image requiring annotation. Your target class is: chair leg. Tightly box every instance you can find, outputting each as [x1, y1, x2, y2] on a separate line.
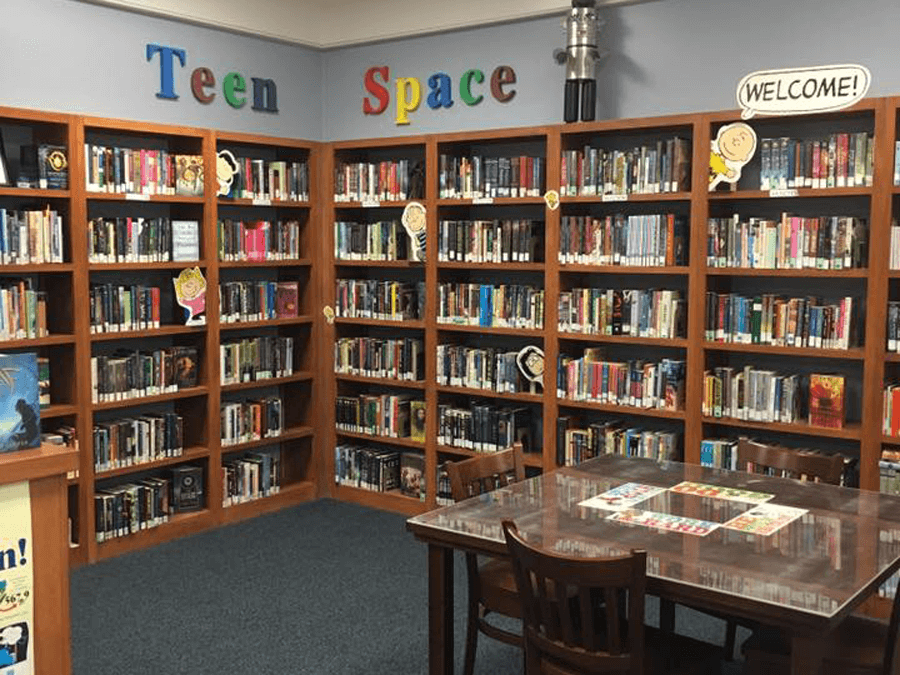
[724, 619, 737, 661]
[462, 598, 479, 675]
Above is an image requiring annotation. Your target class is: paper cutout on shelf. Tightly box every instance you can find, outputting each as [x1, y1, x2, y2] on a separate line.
[323, 306, 335, 325]
[709, 122, 757, 190]
[737, 64, 871, 120]
[216, 149, 239, 197]
[173, 267, 207, 325]
[401, 202, 427, 261]
[579, 482, 666, 511]
[543, 189, 560, 211]
[516, 345, 544, 386]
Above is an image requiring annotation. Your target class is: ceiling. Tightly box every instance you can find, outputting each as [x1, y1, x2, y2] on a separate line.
[78, 0, 650, 49]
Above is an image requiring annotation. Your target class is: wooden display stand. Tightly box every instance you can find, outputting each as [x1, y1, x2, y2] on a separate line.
[0, 443, 78, 675]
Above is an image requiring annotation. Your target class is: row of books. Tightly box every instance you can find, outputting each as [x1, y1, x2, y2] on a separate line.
[436, 283, 545, 329]
[437, 219, 541, 263]
[221, 396, 283, 447]
[558, 214, 687, 267]
[882, 386, 900, 438]
[880, 449, 900, 494]
[220, 336, 294, 385]
[221, 158, 309, 202]
[560, 138, 691, 196]
[92, 413, 184, 472]
[0, 208, 65, 265]
[557, 351, 686, 411]
[333, 160, 419, 202]
[705, 293, 855, 350]
[706, 215, 867, 270]
[334, 336, 424, 381]
[0, 281, 48, 340]
[217, 219, 303, 262]
[558, 288, 686, 339]
[333, 220, 411, 261]
[702, 438, 856, 486]
[222, 451, 282, 506]
[219, 280, 299, 324]
[335, 395, 426, 440]
[90, 347, 199, 403]
[89, 284, 160, 333]
[334, 279, 425, 321]
[555, 417, 679, 466]
[94, 465, 203, 542]
[436, 345, 532, 394]
[334, 443, 405, 493]
[758, 134, 874, 190]
[88, 217, 199, 264]
[85, 146, 203, 196]
[438, 154, 545, 199]
[437, 403, 535, 453]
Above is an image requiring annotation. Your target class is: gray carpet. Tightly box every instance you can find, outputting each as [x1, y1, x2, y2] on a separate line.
[70, 499, 746, 674]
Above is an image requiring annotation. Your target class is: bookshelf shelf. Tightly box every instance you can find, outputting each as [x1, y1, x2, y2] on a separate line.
[218, 198, 311, 209]
[436, 444, 544, 468]
[95, 510, 215, 561]
[90, 325, 206, 341]
[221, 480, 317, 524]
[334, 260, 423, 269]
[560, 265, 690, 276]
[437, 261, 545, 271]
[436, 324, 544, 337]
[701, 416, 863, 440]
[333, 317, 425, 329]
[560, 192, 692, 203]
[85, 193, 205, 205]
[332, 485, 429, 517]
[0, 187, 70, 199]
[219, 316, 314, 331]
[334, 200, 411, 208]
[94, 445, 209, 480]
[218, 258, 313, 269]
[220, 426, 314, 453]
[702, 342, 866, 360]
[40, 403, 78, 419]
[882, 436, 900, 445]
[558, 399, 686, 420]
[92, 386, 209, 411]
[0, 334, 76, 348]
[220, 371, 314, 393]
[435, 384, 543, 403]
[89, 261, 205, 272]
[0, 263, 74, 274]
[708, 187, 873, 200]
[335, 429, 425, 449]
[335, 373, 426, 389]
[885, 353, 900, 362]
[560, 333, 688, 348]
[706, 267, 868, 278]
[436, 197, 545, 206]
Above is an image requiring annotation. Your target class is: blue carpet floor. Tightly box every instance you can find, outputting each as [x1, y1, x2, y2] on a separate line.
[70, 499, 746, 674]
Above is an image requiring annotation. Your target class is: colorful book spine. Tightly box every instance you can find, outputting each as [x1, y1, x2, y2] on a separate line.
[558, 214, 687, 267]
[436, 344, 527, 393]
[334, 220, 409, 261]
[559, 288, 685, 339]
[702, 366, 801, 423]
[557, 416, 679, 466]
[0, 208, 65, 264]
[219, 336, 294, 385]
[438, 154, 544, 199]
[334, 160, 411, 202]
[334, 279, 425, 321]
[217, 219, 302, 261]
[436, 282, 544, 328]
[89, 284, 161, 333]
[222, 450, 281, 506]
[335, 337, 423, 381]
[92, 414, 183, 471]
[220, 396, 283, 446]
[438, 219, 541, 263]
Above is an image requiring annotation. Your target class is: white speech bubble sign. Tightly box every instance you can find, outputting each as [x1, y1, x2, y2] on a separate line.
[737, 64, 871, 120]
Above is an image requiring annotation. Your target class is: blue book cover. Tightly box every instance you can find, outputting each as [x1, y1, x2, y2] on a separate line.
[0, 352, 41, 454]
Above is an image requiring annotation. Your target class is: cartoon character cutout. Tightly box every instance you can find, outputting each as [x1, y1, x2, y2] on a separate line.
[401, 202, 427, 261]
[516, 345, 545, 389]
[173, 267, 207, 325]
[543, 189, 560, 211]
[216, 149, 239, 197]
[709, 122, 757, 190]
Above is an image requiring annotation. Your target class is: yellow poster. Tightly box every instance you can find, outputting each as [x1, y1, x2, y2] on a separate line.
[0, 482, 33, 675]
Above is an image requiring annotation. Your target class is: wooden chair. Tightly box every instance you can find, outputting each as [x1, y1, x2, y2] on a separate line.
[446, 443, 526, 675]
[502, 520, 723, 675]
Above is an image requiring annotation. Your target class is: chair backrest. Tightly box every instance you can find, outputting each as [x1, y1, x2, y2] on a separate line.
[884, 577, 900, 675]
[502, 520, 647, 675]
[447, 443, 525, 502]
[736, 438, 844, 485]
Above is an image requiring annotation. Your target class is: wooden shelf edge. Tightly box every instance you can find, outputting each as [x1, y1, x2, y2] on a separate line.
[94, 446, 209, 480]
[435, 384, 543, 403]
[333, 485, 430, 516]
[219, 316, 314, 331]
[0, 334, 76, 348]
[95, 510, 215, 561]
[559, 265, 689, 275]
[90, 325, 206, 341]
[221, 427, 314, 453]
[220, 481, 317, 524]
[702, 416, 862, 440]
[0, 443, 79, 486]
[335, 430, 425, 449]
[559, 333, 687, 347]
[335, 374, 426, 389]
[703, 342, 865, 359]
[218, 258, 313, 268]
[220, 372, 313, 392]
[92, 386, 209, 410]
[557, 399, 686, 420]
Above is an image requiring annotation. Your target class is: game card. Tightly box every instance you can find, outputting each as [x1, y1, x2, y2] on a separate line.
[606, 509, 720, 537]
[721, 503, 808, 536]
[669, 481, 774, 504]
[579, 482, 667, 511]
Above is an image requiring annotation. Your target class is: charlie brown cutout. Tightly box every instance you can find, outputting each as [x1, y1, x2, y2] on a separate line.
[401, 202, 427, 262]
[709, 122, 757, 190]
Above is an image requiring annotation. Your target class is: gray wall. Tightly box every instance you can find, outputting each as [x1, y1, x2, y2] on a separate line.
[321, 0, 900, 140]
[0, 0, 322, 139]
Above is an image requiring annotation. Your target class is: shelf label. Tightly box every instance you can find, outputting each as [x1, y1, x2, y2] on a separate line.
[472, 197, 494, 204]
[125, 193, 151, 201]
[769, 189, 799, 198]
[361, 198, 380, 208]
[251, 197, 272, 206]
[602, 194, 628, 202]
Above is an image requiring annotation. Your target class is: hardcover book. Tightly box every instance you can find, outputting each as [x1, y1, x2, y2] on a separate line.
[0, 352, 41, 454]
[170, 465, 204, 512]
[38, 144, 68, 189]
[809, 373, 845, 429]
[400, 452, 425, 500]
[275, 281, 299, 318]
[175, 155, 204, 196]
[410, 400, 426, 442]
[37, 357, 50, 409]
[171, 220, 200, 261]
[172, 347, 199, 389]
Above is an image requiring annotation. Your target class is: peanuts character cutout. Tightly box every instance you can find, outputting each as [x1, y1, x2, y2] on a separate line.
[543, 189, 560, 211]
[516, 345, 545, 389]
[709, 122, 757, 190]
[173, 267, 207, 325]
[401, 201, 427, 262]
[216, 149, 239, 197]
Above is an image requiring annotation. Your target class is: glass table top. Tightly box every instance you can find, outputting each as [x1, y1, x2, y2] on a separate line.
[409, 455, 900, 618]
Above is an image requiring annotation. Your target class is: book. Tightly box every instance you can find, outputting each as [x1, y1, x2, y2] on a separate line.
[410, 400, 426, 442]
[809, 374, 845, 429]
[172, 347, 199, 389]
[175, 155, 204, 196]
[170, 465, 204, 513]
[38, 144, 69, 189]
[171, 220, 200, 261]
[0, 352, 41, 454]
[400, 452, 425, 499]
[37, 357, 50, 408]
[275, 282, 299, 318]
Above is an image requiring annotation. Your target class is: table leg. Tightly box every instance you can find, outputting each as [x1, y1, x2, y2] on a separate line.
[428, 544, 454, 675]
[791, 634, 824, 675]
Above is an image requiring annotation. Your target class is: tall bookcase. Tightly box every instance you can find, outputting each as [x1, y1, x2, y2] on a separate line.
[0, 106, 322, 565]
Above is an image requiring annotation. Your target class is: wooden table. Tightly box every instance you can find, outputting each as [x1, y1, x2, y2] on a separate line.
[0, 444, 78, 675]
[407, 455, 900, 675]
